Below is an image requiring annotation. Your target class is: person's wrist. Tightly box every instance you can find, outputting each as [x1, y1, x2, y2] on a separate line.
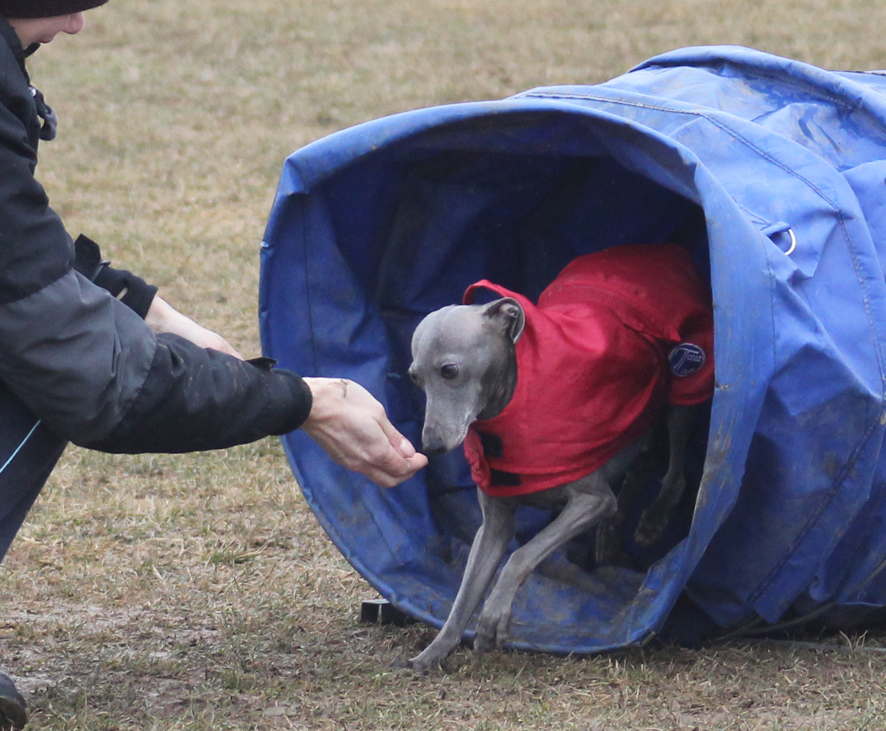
[144, 296, 174, 334]
[301, 377, 346, 423]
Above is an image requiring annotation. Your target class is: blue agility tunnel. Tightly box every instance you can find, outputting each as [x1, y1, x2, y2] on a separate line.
[259, 46, 886, 652]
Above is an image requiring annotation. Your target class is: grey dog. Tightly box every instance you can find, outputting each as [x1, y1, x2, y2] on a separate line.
[406, 275, 707, 672]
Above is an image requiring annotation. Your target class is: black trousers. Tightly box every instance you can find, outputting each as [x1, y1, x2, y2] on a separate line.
[0, 385, 66, 562]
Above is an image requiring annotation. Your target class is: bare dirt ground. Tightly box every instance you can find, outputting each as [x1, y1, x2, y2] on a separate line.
[4, 446, 886, 730]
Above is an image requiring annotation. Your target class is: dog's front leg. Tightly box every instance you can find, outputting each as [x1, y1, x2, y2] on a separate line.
[635, 405, 694, 546]
[475, 480, 617, 653]
[408, 491, 516, 673]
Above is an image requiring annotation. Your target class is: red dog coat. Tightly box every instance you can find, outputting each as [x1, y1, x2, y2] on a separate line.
[462, 243, 714, 497]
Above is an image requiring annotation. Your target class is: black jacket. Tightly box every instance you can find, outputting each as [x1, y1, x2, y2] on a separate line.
[0, 17, 312, 453]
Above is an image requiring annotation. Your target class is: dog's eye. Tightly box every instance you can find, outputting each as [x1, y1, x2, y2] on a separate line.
[440, 364, 459, 379]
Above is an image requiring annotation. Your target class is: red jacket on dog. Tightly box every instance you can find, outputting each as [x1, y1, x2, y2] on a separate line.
[463, 243, 714, 497]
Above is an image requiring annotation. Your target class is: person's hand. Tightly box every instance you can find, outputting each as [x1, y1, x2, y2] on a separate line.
[145, 296, 243, 359]
[301, 377, 428, 488]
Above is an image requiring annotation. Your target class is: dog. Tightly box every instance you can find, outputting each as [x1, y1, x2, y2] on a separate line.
[405, 243, 714, 673]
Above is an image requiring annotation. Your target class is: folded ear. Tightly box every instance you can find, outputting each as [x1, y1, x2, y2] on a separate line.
[482, 297, 525, 344]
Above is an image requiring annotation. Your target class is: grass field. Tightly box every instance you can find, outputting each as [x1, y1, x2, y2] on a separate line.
[5, 0, 886, 728]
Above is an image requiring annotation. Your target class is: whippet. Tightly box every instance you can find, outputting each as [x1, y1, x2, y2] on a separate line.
[406, 243, 713, 672]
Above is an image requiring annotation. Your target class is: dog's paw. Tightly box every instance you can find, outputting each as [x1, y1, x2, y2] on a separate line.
[402, 654, 440, 674]
[473, 624, 499, 655]
[404, 641, 453, 674]
[475, 605, 511, 654]
[634, 510, 668, 546]
[389, 655, 416, 671]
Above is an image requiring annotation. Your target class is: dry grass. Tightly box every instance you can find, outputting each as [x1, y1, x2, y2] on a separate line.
[4, 0, 886, 728]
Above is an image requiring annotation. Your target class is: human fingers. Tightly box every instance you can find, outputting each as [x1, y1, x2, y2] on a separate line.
[372, 409, 420, 460]
[356, 388, 429, 483]
[373, 447, 428, 488]
[302, 378, 427, 486]
[365, 455, 428, 488]
[343, 419, 426, 487]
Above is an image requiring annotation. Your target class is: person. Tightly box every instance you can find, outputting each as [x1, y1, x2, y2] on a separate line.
[0, 1, 428, 727]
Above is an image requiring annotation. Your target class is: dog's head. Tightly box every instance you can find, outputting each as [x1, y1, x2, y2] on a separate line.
[409, 297, 525, 455]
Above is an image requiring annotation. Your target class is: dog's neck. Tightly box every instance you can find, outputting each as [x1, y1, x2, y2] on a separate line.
[477, 345, 518, 420]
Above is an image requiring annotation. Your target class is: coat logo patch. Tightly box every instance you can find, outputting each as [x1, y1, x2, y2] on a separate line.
[668, 343, 706, 378]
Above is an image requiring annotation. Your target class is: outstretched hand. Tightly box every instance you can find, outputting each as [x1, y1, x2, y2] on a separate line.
[301, 377, 428, 488]
[144, 299, 424, 486]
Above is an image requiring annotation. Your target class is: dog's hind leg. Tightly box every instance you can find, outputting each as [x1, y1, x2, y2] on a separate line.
[635, 405, 695, 546]
[595, 444, 658, 565]
[474, 479, 618, 654]
[408, 491, 517, 673]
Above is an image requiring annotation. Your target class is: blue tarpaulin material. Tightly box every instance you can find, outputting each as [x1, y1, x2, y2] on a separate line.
[258, 46, 886, 653]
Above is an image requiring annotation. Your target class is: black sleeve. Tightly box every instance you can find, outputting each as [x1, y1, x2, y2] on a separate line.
[1, 47, 314, 456]
[76, 333, 314, 454]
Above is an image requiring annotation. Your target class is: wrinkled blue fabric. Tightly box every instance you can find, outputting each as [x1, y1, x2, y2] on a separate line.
[260, 46, 886, 652]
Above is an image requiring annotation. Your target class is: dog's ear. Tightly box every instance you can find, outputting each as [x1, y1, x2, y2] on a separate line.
[482, 297, 525, 344]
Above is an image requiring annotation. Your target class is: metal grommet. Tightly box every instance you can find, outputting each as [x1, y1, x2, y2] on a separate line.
[784, 228, 797, 256]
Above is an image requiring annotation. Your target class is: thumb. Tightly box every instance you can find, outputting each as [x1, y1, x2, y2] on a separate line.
[377, 417, 418, 459]
[396, 435, 417, 459]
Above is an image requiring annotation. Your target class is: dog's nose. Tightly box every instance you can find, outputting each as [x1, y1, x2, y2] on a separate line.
[421, 433, 451, 457]
[422, 442, 449, 457]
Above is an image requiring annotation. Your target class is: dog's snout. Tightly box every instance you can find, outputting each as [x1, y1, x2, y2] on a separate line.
[421, 422, 464, 456]
[421, 437, 450, 457]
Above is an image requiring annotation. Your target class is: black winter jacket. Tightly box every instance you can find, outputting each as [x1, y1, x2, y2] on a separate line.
[0, 17, 313, 453]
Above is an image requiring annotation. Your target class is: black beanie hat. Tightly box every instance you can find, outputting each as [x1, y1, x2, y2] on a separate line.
[0, 0, 107, 18]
